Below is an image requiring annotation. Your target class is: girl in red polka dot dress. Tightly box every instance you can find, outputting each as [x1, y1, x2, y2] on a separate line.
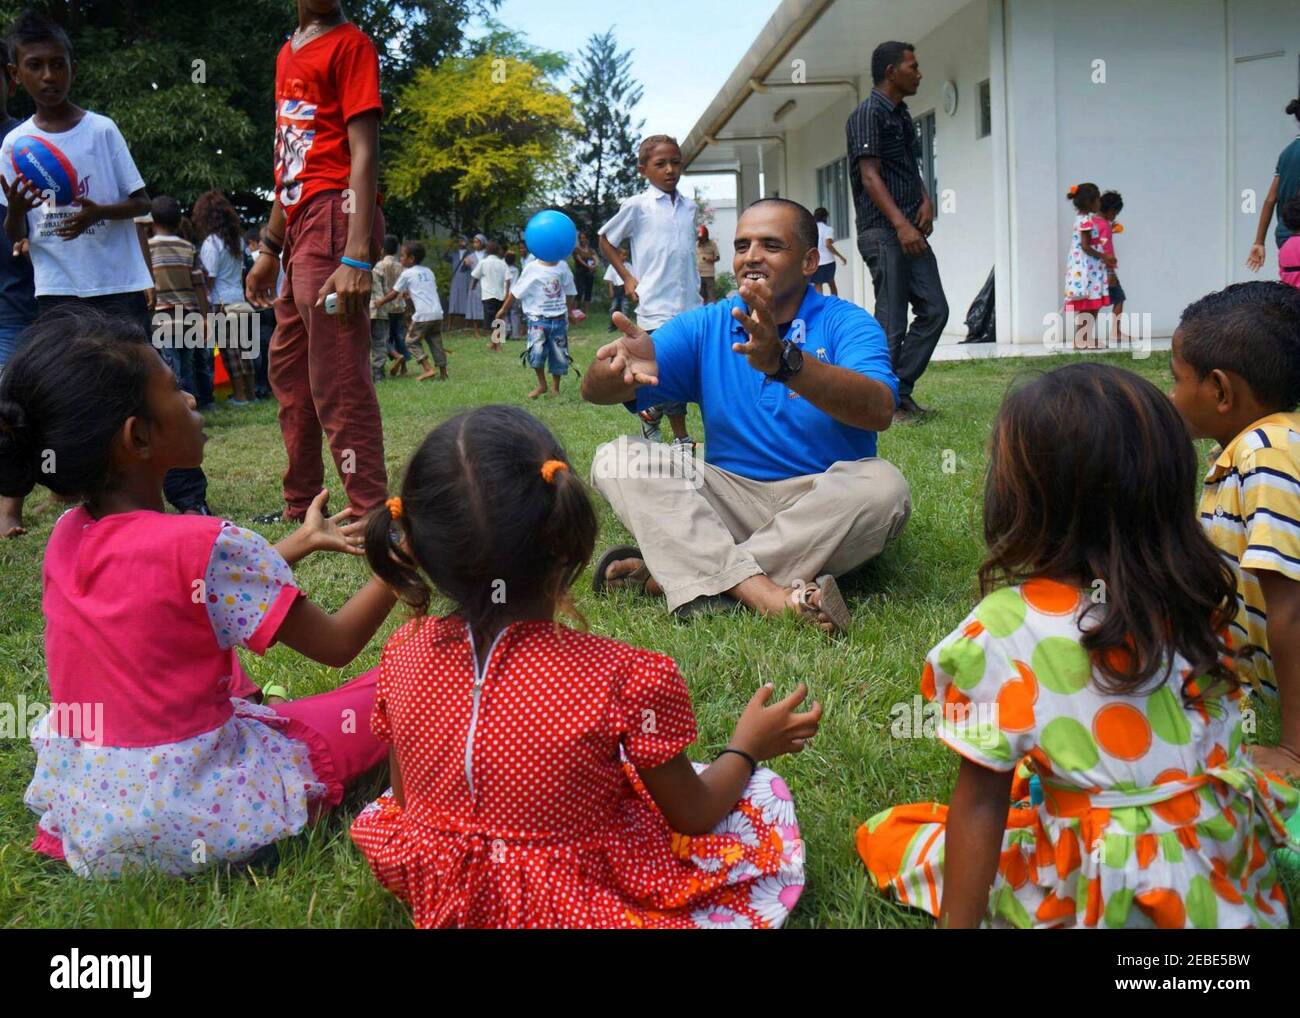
[350, 405, 818, 928]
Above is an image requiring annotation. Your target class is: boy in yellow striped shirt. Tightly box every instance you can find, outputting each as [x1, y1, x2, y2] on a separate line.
[1169, 281, 1300, 778]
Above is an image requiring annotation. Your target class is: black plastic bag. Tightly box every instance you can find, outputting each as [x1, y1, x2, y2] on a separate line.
[962, 267, 996, 343]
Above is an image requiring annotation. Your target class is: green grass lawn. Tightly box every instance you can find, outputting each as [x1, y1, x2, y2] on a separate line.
[0, 312, 1292, 928]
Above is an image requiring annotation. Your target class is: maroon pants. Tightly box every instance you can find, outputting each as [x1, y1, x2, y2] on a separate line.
[271, 191, 388, 519]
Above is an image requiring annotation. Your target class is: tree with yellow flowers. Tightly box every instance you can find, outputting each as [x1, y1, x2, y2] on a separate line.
[387, 53, 575, 233]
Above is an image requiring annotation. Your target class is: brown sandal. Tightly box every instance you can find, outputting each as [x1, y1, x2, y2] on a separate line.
[790, 574, 851, 636]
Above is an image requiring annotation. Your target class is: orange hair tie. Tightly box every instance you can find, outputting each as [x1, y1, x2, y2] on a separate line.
[540, 460, 568, 484]
[1068, 184, 1079, 197]
[386, 496, 403, 519]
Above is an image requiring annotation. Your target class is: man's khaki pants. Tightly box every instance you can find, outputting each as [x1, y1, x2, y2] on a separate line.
[590, 435, 911, 613]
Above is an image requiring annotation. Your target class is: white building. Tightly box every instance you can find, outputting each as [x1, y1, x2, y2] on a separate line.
[682, 0, 1300, 348]
[694, 195, 738, 286]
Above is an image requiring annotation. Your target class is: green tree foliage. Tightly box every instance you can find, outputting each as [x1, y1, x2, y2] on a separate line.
[0, 0, 496, 225]
[565, 29, 643, 238]
[386, 53, 574, 233]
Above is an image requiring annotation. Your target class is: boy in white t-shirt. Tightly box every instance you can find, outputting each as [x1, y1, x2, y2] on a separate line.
[471, 239, 510, 352]
[495, 256, 578, 399]
[598, 134, 699, 449]
[0, 14, 152, 321]
[374, 241, 446, 382]
[0, 13, 214, 515]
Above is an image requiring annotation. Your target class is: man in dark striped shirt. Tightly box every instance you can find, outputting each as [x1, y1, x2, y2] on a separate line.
[846, 41, 948, 421]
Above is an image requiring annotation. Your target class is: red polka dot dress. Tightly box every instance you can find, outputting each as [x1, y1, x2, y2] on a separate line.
[350, 616, 805, 928]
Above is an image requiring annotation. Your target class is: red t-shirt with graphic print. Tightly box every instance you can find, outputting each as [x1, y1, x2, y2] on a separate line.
[273, 22, 382, 224]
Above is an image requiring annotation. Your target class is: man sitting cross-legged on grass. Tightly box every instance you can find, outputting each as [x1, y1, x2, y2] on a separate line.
[582, 197, 911, 635]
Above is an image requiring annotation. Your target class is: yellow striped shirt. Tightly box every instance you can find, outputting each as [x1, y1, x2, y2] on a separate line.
[1199, 412, 1300, 690]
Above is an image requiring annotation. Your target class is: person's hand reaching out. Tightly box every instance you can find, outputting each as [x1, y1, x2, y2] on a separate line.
[596, 311, 659, 387]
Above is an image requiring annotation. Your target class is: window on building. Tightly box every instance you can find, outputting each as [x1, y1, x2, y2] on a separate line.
[815, 157, 851, 237]
[977, 79, 992, 138]
[914, 111, 937, 199]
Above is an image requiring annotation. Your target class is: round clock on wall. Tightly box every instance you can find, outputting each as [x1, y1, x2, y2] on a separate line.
[942, 80, 958, 116]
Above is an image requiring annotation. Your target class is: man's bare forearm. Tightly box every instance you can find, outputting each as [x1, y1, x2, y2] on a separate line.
[345, 114, 379, 262]
[785, 356, 895, 431]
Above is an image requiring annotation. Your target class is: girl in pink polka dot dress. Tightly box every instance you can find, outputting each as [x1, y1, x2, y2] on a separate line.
[0, 316, 393, 877]
[350, 405, 817, 928]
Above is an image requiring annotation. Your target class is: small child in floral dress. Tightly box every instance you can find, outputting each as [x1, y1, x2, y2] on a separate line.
[1062, 182, 1114, 350]
[350, 405, 818, 928]
[0, 311, 395, 877]
[857, 363, 1298, 928]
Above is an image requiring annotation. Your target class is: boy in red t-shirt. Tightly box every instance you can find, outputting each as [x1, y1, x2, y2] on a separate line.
[245, 0, 386, 522]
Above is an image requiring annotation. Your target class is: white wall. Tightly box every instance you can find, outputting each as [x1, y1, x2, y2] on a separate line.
[1051, 0, 1228, 339]
[778, 0, 993, 332]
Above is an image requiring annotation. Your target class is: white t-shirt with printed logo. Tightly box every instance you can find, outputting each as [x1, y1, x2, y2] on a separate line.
[394, 265, 444, 322]
[512, 260, 576, 318]
[0, 112, 153, 297]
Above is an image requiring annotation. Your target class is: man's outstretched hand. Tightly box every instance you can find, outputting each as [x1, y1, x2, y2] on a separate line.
[731, 278, 783, 375]
[595, 311, 659, 387]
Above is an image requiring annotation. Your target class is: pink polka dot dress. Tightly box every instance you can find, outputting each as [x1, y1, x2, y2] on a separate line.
[350, 616, 805, 928]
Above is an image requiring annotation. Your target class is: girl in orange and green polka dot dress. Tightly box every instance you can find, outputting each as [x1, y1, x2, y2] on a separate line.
[858, 363, 1299, 928]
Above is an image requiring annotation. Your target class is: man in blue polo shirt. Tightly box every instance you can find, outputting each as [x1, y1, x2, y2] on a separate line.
[582, 197, 911, 633]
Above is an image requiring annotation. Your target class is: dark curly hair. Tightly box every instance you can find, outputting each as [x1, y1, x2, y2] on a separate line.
[191, 189, 243, 259]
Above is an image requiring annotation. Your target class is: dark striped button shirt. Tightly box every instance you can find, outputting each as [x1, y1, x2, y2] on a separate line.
[846, 88, 925, 234]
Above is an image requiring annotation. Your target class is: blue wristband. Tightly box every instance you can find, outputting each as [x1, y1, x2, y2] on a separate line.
[340, 256, 372, 272]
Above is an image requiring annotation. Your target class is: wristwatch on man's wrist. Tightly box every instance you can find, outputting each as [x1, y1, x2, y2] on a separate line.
[766, 339, 804, 383]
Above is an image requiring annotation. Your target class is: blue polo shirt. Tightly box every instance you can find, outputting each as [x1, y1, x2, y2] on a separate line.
[635, 285, 897, 481]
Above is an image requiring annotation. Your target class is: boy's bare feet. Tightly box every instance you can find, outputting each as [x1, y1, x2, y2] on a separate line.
[527, 385, 546, 399]
[417, 368, 438, 381]
[1, 499, 26, 538]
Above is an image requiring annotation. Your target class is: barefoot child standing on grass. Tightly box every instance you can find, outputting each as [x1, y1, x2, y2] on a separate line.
[374, 241, 446, 382]
[857, 363, 1298, 928]
[350, 405, 816, 928]
[0, 313, 394, 877]
[495, 250, 578, 398]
